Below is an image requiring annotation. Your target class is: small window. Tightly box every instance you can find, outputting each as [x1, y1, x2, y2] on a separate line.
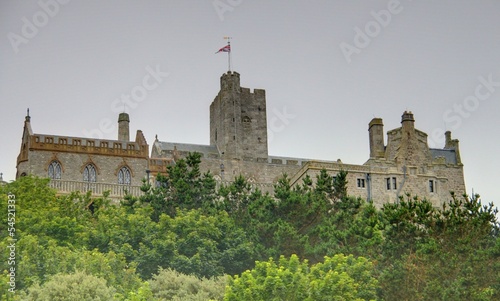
[429, 180, 436, 193]
[357, 178, 365, 188]
[48, 161, 62, 179]
[386, 177, 397, 190]
[118, 167, 131, 185]
[83, 164, 97, 182]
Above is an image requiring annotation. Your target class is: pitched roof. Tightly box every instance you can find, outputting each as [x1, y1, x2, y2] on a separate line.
[156, 141, 219, 155]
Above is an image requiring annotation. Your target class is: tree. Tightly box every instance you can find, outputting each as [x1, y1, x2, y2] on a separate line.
[379, 193, 500, 301]
[333, 169, 348, 201]
[149, 268, 225, 301]
[224, 254, 379, 301]
[22, 271, 116, 301]
[128, 152, 217, 221]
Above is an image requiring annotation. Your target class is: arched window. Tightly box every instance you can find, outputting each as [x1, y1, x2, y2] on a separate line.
[48, 161, 62, 179]
[118, 166, 131, 185]
[83, 164, 97, 182]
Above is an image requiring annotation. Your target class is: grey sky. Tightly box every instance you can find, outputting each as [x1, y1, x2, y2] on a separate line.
[1, 1, 499, 209]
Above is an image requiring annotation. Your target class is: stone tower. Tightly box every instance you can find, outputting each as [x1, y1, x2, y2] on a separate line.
[118, 112, 130, 141]
[210, 71, 268, 160]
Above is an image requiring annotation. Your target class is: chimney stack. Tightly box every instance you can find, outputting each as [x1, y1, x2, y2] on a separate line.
[118, 113, 130, 141]
[368, 117, 385, 159]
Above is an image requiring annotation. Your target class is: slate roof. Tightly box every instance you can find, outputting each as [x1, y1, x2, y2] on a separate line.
[430, 148, 457, 164]
[156, 141, 219, 155]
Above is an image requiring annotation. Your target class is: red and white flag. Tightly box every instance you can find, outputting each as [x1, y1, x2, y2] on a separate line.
[215, 45, 231, 53]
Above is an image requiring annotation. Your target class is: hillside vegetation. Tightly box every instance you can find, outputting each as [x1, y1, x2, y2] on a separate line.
[1, 152, 499, 300]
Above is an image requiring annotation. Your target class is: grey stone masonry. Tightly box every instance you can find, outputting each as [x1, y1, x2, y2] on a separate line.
[17, 72, 466, 207]
[210, 71, 268, 160]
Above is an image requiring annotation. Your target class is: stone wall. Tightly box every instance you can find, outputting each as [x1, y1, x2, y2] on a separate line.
[21, 150, 148, 186]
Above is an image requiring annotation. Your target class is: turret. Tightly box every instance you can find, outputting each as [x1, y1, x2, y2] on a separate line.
[118, 113, 130, 141]
[445, 131, 462, 164]
[220, 70, 241, 92]
[368, 117, 385, 159]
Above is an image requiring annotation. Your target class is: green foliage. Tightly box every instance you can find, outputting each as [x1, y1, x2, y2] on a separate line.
[379, 193, 500, 301]
[8, 235, 142, 296]
[21, 271, 116, 301]
[0, 176, 93, 248]
[224, 254, 379, 301]
[333, 169, 348, 201]
[87, 203, 255, 279]
[130, 152, 217, 221]
[2, 159, 499, 300]
[149, 268, 225, 301]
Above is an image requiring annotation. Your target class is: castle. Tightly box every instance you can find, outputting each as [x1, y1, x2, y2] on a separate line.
[16, 71, 466, 208]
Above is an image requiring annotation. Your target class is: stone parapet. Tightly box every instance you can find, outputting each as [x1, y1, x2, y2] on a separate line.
[28, 135, 149, 159]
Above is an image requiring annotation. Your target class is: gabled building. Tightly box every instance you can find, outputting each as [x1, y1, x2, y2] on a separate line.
[16, 111, 151, 198]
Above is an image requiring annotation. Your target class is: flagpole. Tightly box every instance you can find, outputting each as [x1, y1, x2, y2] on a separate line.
[225, 36, 232, 72]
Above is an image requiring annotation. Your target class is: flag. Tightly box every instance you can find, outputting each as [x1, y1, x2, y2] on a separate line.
[215, 44, 230, 53]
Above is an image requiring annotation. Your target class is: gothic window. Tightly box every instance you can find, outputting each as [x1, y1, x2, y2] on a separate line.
[242, 116, 251, 123]
[118, 167, 131, 185]
[83, 164, 97, 182]
[48, 161, 62, 180]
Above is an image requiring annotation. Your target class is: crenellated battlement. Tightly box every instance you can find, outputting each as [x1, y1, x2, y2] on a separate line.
[27, 134, 148, 159]
[220, 71, 240, 91]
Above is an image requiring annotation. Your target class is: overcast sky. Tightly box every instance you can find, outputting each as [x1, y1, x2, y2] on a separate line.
[1, 1, 499, 209]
